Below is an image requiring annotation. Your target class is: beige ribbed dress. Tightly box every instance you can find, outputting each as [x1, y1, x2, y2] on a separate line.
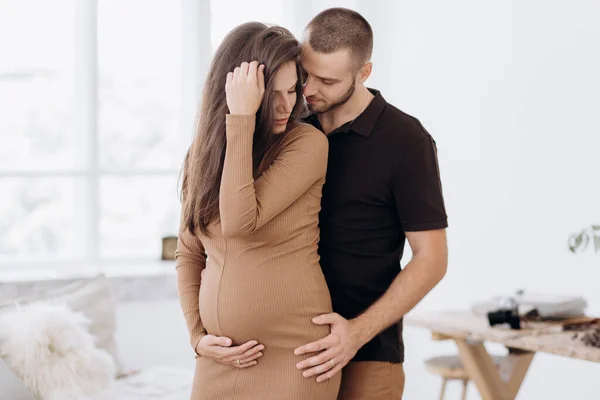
[175, 115, 341, 400]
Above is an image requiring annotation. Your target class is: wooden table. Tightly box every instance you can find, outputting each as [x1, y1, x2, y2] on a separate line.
[405, 311, 600, 400]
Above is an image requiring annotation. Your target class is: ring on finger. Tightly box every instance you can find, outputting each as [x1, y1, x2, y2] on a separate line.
[237, 359, 241, 366]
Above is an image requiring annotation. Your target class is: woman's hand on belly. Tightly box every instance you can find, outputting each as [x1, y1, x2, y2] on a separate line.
[195, 334, 265, 368]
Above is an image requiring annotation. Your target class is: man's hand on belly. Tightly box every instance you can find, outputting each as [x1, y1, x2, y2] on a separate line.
[196, 335, 265, 368]
[293, 313, 363, 382]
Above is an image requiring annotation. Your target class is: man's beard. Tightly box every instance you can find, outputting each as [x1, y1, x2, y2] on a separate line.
[308, 80, 356, 114]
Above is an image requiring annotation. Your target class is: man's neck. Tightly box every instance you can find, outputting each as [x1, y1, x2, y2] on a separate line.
[318, 86, 374, 135]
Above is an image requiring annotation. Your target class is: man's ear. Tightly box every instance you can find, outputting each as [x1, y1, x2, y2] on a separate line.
[359, 62, 373, 83]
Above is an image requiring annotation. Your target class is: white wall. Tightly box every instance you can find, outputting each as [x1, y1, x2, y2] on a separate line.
[348, 0, 600, 399]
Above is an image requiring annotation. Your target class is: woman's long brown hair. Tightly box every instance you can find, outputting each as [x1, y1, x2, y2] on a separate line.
[180, 22, 305, 236]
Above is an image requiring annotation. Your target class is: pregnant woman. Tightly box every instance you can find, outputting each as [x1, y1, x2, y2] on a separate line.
[175, 22, 341, 400]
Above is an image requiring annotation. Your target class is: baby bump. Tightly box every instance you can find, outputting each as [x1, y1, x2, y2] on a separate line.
[199, 262, 333, 347]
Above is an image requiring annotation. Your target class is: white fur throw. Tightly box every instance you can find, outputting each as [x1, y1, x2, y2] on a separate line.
[0, 302, 116, 400]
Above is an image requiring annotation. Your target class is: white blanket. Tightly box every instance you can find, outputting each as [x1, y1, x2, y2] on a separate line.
[93, 367, 194, 400]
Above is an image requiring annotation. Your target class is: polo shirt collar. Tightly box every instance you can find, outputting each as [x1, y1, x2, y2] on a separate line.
[349, 88, 386, 137]
[305, 88, 386, 137]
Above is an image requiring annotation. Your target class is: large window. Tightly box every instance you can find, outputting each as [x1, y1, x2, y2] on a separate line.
[0, 0, 187, 268]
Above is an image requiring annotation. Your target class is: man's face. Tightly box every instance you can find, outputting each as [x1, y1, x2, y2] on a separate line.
[300, 42, 357, 114]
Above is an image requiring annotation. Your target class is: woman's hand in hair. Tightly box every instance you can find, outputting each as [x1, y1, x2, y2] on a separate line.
[225, 61, 265, 116]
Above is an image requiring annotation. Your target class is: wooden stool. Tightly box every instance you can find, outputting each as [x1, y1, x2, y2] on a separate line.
[425, 354, 506, 400]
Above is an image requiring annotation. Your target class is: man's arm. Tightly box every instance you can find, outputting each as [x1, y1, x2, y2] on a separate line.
[351, 228, 448, 345]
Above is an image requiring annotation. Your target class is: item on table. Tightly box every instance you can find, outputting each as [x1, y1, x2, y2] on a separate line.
[563, 319, 600, 348]
[487, 297, 521, 330]
[472, 289, 588, 321]
[581, 329, 600, 348]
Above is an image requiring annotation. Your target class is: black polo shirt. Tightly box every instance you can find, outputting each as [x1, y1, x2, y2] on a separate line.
[305, 89, 448, 363]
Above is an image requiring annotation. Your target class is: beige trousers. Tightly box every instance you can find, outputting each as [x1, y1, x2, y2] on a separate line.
[337, 361, 405, 400]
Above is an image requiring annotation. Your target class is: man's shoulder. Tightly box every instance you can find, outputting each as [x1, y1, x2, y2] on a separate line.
[365, 89, 431, 143]
[378, 102, 431, 144]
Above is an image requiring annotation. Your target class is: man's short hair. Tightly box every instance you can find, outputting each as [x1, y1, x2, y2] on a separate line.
[305, 8, 373, 72]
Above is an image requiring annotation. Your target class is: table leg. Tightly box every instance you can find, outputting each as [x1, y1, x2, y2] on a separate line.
[504, 351, 534, 399]
[455, 339, 534, 400]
